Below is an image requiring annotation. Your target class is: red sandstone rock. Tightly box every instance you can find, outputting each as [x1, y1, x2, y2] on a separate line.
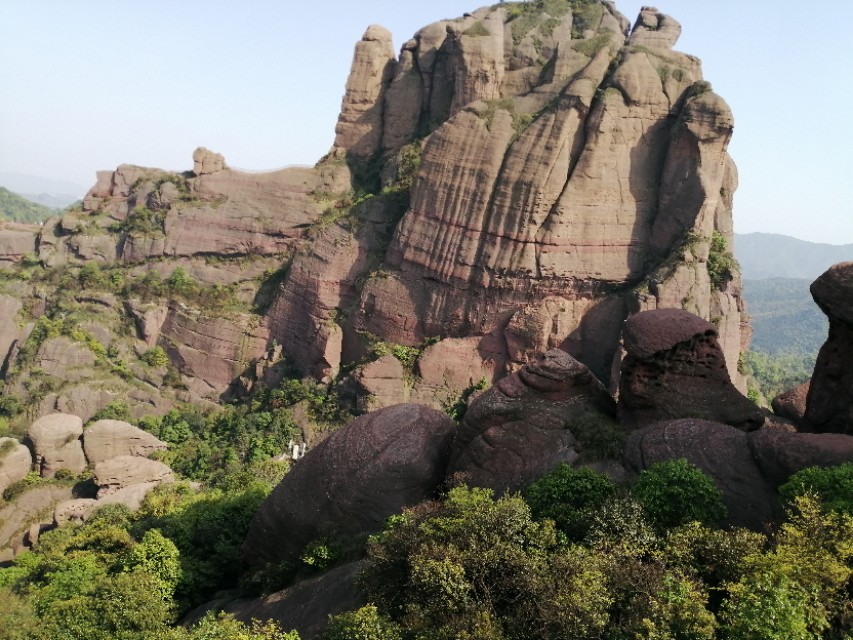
[446, 349, 617, 493]
[242, 404, 454, 568]
[772, 381, 810, 425]
[618, 309, 763, 431]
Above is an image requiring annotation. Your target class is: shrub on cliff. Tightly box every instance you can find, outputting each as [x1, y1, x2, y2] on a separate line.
[633, 458, 726, 529]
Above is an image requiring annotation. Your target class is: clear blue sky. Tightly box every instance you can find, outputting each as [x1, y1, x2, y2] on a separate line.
[1, 1, 852, 244]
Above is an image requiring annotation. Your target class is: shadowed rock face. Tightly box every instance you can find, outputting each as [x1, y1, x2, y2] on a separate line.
[619, 309, 762, 431]
[242, 403, 454, 568]
[804, 262, 853, 434]
[446, 349, 616, 493]
[772, 381, 810, 425]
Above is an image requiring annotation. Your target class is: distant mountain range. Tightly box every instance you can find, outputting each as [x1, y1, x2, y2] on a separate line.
[0, 171, 86, 210]
[0, 186, 58, 223]
[735, 232, 853, 280]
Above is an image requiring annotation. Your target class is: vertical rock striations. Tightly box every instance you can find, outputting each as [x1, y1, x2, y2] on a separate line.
[268, 1, 749, 399]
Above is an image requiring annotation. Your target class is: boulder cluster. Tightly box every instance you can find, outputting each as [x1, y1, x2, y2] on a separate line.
[235, 263, 853, 638]
[0, 415, 170, 559]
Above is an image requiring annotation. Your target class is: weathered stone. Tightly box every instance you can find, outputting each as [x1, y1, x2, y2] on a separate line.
[192, 147, 226, 175]
[83, 420, 167, 465]
[243, 404, 454, 567]
[333, 25, 396, 160]
[618, 309, 763, 431]
[0, 222, 38, 262]
[125, 300, 169, 347]
[446, 349, 617, 493]
[349, 354, 407, 412]
[625, 419, 781, 530]
[748, 429, 853, 488]
[629, 7, 681, 50]
[226, 562, 365, 640]
[0, 294, 25, 373]
[27, 413, 86, 477]
[804, 263, 853, 434]
[772, 381, 810, 424]
[0, 485, 73, 555]
[94, 456, 174, 497]
[0, 438, 32, 495]
[36, 336, 97, 381]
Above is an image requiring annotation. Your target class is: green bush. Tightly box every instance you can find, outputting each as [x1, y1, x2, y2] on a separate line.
[778, 463, 853, 514]
[707, 230, 739, 288]
[633, 459, 726, 530]
[89, 400, 131, 424]
[142, 346, 170, 367]
[570, 411, 625, 460]
[525, 464, 617, 540]
[323, 605, 401, 640]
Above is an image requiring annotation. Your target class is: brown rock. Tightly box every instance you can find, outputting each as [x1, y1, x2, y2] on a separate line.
[350, 355, 407, 412]
[226, 561, 365, 640]
[772, 381, 810, 424]
[26, 413, 86, 477]
[0, 485, 73, 555]
[333, 25, 396, 160]
[624, 419, 781, 530]
[629, 7, 682, 50]
[618, 309, 763, 431]
[125, 300, 169, 347]
[243, 404, 454, 567]
[93, 456, 174, 497]
[192, 147, 226, 175]
[0, 438, 33, 495]
[748, 429, 853, 487]
[804, 262, 853, 434]
[446, 349, 617, 493]
[0, 294, 25, 370]
[0, 222, 38, 262]
[83, 419, 167, 465]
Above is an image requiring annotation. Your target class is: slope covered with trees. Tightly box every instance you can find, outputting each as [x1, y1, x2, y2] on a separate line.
[0, 187, 57, 224]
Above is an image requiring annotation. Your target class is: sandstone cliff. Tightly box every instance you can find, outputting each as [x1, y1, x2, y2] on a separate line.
[0, 1, 747, 423]
[266, 2, 748, 406]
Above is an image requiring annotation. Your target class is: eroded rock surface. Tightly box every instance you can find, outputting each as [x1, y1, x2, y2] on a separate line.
[243, 403, 454, 568]
[619, 309, 762, 430]
[804, 262, 853, 434]
[772, 381, 810, 425]
[0, 438, 33, 495]
[83, 419, 168, 464]
[93, 456, 174, 497]
[26, 413, 86, 477]
[446, 349, 616, 493]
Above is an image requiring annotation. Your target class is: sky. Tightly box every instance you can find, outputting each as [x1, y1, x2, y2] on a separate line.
[1, 1, 852, 244]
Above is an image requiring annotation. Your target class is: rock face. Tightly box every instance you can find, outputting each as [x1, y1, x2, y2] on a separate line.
[243, 404, 455, 568]
[26, 413, 86, 477]
[93, 455, 174, 498]
[446, 349, 616, 493]
[268, 2, 747, 403]
[0, 438, 33, 494]
[226, 562, 365, 640]
[804, 262, 853, 434]
[82, 419, 168, 464]
[192, 147, 226, 175]
[618, 309, 762, 431]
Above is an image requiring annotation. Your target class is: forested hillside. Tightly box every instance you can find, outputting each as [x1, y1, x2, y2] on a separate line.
[0, 187, 56, 224]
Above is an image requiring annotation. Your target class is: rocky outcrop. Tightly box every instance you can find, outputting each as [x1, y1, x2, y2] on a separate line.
[82, 419, 167, 464]
[804, 262, 853, 434]
[93, 456, 174, 498]
[26, 413, 86, 477]
[0, 222, 38, 262]
[226, 561, 365, 640]
[772, 381, 810, 424]
[192, 147, 226, 175]
[618, 309, 762, 430]
[243, 404, 454, 568]
[0, 438, 33, 495]
[267, 2, 747, 403]
[748, 428, 853, 487]
[0, 485, 74, 559]
[333, 25, 396, 160]
[446, 349, 616, 493]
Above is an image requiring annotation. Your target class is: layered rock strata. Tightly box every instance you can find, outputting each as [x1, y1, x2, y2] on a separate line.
[446, 348, 616, 492]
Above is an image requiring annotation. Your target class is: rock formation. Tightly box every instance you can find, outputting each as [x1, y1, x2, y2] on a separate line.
[0, 437, 32, 495]
[26, 413, 86, 477]
[618, 309, 762, 430]
[243, 403, 454, 568]
[772, 381, 810, 424]
[82, 419, 167, 464]
[446, 348, 616, 492]
[804, 262, 853, 434]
